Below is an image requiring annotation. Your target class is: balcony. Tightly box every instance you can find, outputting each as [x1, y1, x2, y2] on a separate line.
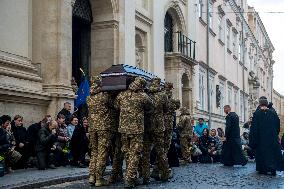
[165, 31, 196, 61]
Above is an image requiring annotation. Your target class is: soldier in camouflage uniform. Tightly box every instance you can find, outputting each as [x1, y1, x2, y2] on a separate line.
[177, 107, 193, 163]
[87, 76, 116, 187]
[109, 108, 124, 184]
[139, 100, 153, 185]
[164, 82, 180, 153]
[115, 77, 152, 189]
[146, 78, 170, 181]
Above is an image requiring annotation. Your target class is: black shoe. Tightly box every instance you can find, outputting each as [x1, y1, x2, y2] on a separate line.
[78, 162, 87, 168]
[242, 160, 248, 166]
[223, 164, 233, 167]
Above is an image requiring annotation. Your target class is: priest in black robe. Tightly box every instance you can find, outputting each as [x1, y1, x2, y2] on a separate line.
[221, 105, 247, 166]
[249, 96, 284, 175]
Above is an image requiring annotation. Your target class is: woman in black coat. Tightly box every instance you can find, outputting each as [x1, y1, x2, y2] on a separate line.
[70, 119, 89, 167]
[249, 98, 284, 175]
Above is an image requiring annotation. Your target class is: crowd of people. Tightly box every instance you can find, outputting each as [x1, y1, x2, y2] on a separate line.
[0, 75, 283, 188]
[0, 103, 90, 175]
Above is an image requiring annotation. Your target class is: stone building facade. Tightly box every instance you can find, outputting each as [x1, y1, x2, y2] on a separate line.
[0, 0, 276, 128]
[194, 0, 275, 129]
[0, 0, 197, 125]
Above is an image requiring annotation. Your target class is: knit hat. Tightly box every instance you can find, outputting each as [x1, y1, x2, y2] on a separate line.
[259, 96, 268, 106]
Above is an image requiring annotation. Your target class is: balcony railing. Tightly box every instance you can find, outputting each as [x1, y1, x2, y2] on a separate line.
[177, 31, 196, 60]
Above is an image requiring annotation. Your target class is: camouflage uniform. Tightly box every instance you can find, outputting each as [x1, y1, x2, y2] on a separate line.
[115, 77, 152, 187]
[139, 107, 152, 184]
[144, 78, 170, 181]
[177, 107, 193, 161]
[164, 82, 180, 153]
[109, 109, 123, 183]
[87, 76, 116, 186]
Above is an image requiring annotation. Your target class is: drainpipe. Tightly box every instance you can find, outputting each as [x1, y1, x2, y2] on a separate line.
[241, 0, 246, 122]
[206, 0, 212, 128]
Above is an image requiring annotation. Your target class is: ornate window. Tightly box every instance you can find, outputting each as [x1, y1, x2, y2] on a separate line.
[226, 24, 231, 49]
[234, 89, 238, 113]
[227, 86, 232, 106]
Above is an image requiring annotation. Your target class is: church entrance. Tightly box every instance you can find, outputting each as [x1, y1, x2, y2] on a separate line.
[72, 0, 93, 85]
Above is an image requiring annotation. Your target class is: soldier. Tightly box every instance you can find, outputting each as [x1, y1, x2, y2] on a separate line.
[146, 78, 170, 181]
[108, 105, 124, 184]
[139, 97, 153, 185]
[87, 76, 116, 187]
[115, 77, 152, 189]
[177, 107, 193, 163]
[164, 82, 180, 154]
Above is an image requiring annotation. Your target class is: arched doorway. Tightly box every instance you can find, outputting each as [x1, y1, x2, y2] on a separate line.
[72, 0, 93, 85]
[182, 73, 190, 108]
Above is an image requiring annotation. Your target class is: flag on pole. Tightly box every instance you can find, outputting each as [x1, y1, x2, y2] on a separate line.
[74, 71, 90, 108]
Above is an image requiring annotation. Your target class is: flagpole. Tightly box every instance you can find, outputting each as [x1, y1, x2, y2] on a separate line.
[79, 68, 86, 77]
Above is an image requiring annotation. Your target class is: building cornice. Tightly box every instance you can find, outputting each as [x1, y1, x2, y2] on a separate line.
[135, 10, 153, 26]
[198, 61, 209, 69]
[0, 50, 42, 82]
[227, 80, 234, 86]
[218, 74, 227, 81]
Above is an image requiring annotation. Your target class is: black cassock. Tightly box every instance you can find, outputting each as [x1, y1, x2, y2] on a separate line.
[249, 108, 284, 172]
[221, 112, 247, 166]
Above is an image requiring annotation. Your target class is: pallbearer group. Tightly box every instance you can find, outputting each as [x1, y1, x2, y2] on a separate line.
[87, 76, 193, 188]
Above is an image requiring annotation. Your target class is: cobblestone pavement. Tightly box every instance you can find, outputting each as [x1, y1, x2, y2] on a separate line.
[40, 162, 284, 189]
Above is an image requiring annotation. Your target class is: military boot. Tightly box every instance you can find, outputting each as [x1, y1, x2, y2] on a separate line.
[142, 178, 150, 185]
[95, 178, 109, 187]
[150, 167, 160, 180]
[160, 170, 170, 182]
[124, 181, 135, 189]
[89, 175, 95, 185]
[109, 174, 123, 184]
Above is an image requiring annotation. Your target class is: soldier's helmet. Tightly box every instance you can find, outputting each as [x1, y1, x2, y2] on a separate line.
[90, 75, 102, 94]
[165, 82, 174, 91]
[129, 77, 147, 91]
[149, 77, 161, 92]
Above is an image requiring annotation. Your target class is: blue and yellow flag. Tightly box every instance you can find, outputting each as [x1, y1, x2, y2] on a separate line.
[74, 77, 90, 108]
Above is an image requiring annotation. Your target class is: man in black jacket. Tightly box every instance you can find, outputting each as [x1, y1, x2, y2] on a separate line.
[11, 115, 28, 169]
[26, 115, 52, 159]
[221, 105, 247, 166]
[58, 102, 72, 125]
[35, 120, 58, 170]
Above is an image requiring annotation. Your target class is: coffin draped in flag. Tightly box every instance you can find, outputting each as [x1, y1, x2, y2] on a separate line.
[100, 64, 161, 91]
[74, 77, 90, 108]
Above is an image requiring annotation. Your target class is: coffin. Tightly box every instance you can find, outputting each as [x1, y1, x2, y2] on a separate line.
[100, 64, 157, 91]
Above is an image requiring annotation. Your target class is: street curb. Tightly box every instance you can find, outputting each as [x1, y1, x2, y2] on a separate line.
[5, 173, 89, 189]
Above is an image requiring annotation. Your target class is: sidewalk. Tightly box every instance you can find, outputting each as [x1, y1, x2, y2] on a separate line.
[0, 166, 111, 189]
